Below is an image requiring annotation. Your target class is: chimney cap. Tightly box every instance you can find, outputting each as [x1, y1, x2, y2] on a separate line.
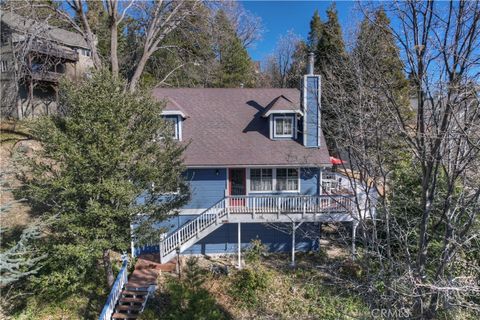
[307, 52, 315, 75]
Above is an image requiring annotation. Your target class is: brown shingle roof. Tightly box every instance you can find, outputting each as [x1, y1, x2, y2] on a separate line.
[161, 97, 188, 118]
[262, 95, 302, 117]
[1, 11, 89, 49]
[152, 88, 331, 167]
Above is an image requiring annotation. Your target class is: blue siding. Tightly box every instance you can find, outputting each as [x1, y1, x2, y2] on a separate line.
[135, 220, 320, 256]
[305, 76, 320, 147]
[133, 167, 323, 257]
[184, 168, 227, 209]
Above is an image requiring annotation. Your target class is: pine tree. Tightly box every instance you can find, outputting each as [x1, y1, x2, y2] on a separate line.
[316, 3, 346, 73]
[0, 169, 46, 288]
[354, 9, 409, 107]
[307, 10, 323, 51]
[214, 10, 255, 88]
[19, 71, 189, 295]
[314, 4, 348, 152]
[286, 40, 308, 88]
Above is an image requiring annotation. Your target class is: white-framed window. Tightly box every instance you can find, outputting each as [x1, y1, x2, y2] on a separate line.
[248, 168, 300, 192]
[164, 116, 179, 140]
[273, 115, 294, 138]
[1, 60, 7, 72]
[276, 168, 299, 191]
[250, 168, 273, 191]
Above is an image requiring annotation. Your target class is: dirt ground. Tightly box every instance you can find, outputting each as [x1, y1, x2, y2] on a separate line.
[0, 137, 37, 235]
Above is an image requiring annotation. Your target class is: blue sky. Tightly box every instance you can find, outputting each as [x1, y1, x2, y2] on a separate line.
[242, 1, 357, 62]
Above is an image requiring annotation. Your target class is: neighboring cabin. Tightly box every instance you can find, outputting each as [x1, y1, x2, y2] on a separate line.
[0, 11, 93, 119]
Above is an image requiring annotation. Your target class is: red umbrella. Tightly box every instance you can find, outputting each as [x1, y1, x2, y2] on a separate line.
[330, 156, 345, 165]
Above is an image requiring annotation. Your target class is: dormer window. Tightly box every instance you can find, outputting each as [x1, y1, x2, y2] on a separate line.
[160, 97, 188, 141]
[274, 115, 294, 138]
[164, 115, 180, 140]
[262, 95, 302, 140]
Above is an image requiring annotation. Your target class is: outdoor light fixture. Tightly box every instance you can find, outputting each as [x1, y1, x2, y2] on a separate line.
[215, 169, 220, 176]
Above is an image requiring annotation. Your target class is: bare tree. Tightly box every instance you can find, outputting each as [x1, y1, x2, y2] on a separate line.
[323, 1, 480, 317]
[264, 30, 301, 88]
[215, 1, 264, 48]
[104, 0, 134, 77]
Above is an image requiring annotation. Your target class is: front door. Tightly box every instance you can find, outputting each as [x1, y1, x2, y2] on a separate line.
[229, 168, 246, 206]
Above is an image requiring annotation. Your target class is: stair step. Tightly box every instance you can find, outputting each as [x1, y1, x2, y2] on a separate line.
[118, 297, 145, 304]
[121, 290, 148, 296]
[116, 305, 142, 312]
[112, 313, 139, 319]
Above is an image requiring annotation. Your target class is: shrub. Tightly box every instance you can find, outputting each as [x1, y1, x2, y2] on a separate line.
[244, 238, 268, 263]
[164, 257, 227, 320]
[230, 267, 269, 307]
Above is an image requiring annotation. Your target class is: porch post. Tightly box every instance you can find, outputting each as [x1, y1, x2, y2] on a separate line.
[291, 222, 296, 267]
[159, 234, 163, 264]
[237, 222, 242, 269]
[351, 221, 359, 259]
[130, 223, 135, 258]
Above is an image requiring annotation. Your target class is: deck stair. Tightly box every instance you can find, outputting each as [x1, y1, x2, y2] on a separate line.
[158, 195, 355, 263]
[112, 290, 147, 319]
[101, 254, 176, 320]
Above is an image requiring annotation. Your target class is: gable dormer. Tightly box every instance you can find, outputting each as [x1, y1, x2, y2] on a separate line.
[161, 97, 188, 141]
[262, 95, 303, 140]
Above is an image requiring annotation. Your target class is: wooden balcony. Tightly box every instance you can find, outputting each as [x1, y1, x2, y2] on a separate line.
[30, 70, 63, 83]
[30, 42, 79, 62]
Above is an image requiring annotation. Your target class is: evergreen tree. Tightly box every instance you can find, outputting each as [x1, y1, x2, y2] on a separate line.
[316, 3, 346, 73]
[307, 10, 323, 51]
[314, 4, 348, 152]
[19, 71, 189, 295]
[165, 257, 226, 319]
[286, 40, 308, 88]
[214, 10, 255, 88]
[0, 169, 46, 288]
[355, 9, 408, 102]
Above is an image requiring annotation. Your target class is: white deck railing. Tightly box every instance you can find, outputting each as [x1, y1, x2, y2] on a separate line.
[227, 195, 353, 214]
[98, 256, 128, 320]
[159, 195, 354, 261]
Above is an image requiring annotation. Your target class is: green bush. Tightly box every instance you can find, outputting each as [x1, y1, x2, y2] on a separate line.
[244, 238, 268, 263]
[230, 267, 269, 307]
[163, 257, 227, 320]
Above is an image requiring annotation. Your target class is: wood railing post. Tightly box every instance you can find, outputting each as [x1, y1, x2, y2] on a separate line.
[226, 198, 230, 219]
[302, 197, 306, 218]
[277, 197, 280, 219]
[252, 197, 256, 220]
[196, 218, 200, 238]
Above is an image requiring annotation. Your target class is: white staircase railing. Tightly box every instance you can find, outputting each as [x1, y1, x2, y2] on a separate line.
[158, 195, 354, 263]
[160, 198, 228, 261]
[99, 255, 129, 320]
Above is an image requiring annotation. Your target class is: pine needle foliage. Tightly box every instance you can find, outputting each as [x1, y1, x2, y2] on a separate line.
[18, 70, 189, 296]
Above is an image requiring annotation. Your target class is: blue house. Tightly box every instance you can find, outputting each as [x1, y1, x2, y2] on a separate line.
[134, 55, 365, 264]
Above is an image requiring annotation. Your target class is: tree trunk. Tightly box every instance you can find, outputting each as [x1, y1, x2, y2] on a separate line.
[103, 249, 115, 288]
[128, 52, 150, 92]
[110, 22, 119, 77]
